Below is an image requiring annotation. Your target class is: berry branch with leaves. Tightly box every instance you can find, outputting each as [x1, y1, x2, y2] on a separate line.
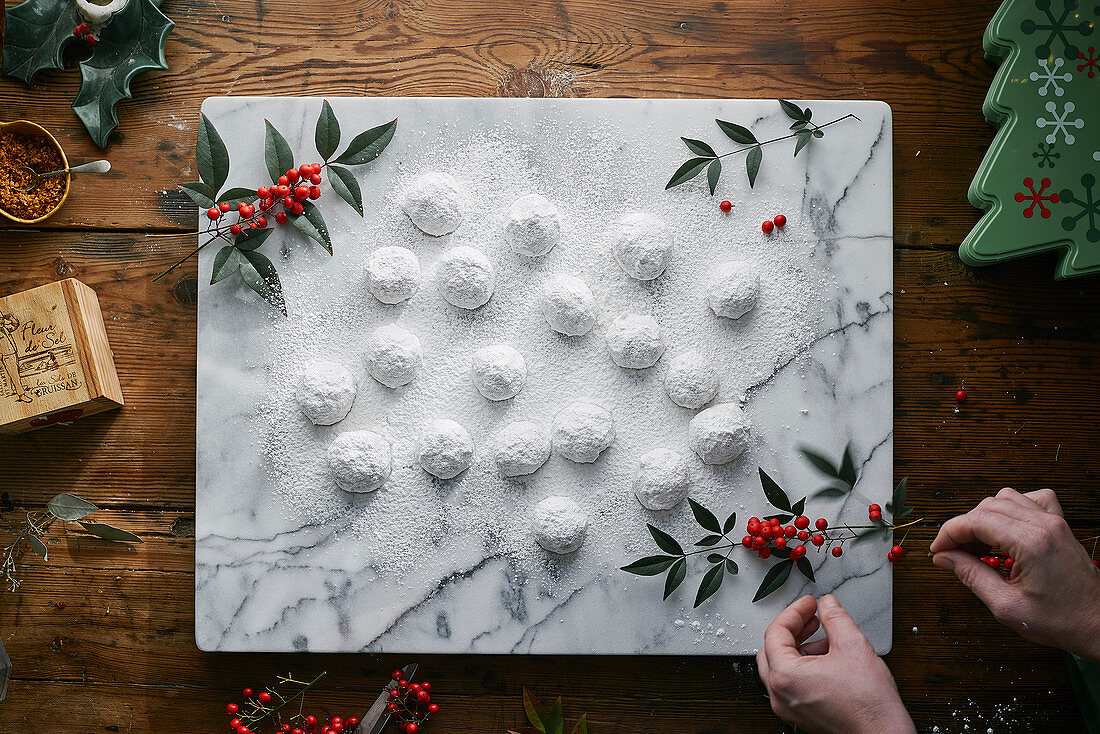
[155, 100, 397, 314]
[621, 444, 918, 605]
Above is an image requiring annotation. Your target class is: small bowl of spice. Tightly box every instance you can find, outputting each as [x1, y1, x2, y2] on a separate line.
[0, 120, 71, 224]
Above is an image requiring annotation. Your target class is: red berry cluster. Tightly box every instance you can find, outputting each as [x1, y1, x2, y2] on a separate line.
[761, 214, 786, 234]
[740, 515, 830, 561]
[72, 23, 98, 46]
[386, 671, 439, 733]
[206, 163, 324, 233]
[979, 555, 1015, 574]
[225, 685, 359, 734]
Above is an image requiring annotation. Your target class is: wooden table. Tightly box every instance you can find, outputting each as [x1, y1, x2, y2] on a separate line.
[1, 1, 1097, 730]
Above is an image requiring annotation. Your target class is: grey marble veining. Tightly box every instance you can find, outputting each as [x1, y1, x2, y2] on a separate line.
[195, 97, 893, 654]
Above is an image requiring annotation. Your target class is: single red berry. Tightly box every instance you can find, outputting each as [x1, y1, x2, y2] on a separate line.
[748, 516, 760, 526]
[310, 173, 322, 185]
[408, 684, 420, 693]
[294, 729, 305, 734]
[227, 703, 239, 714]
[815, 518, 828, 531]
[398, 679, 409, 689]
[1004, 557, 1014, 569]
[769, 517, 782, 527]
[752, 536, 765, 550]
[278, 175, 290, 186]
[282, 726, 291, 733]
[242, 205, 255, 217]
[773, 214, 787, 228]
[811, 533, 825, 546]
[276, 185, 290, 197]
[294, 185, 311, 202]
[719, 200, 732, 213]
[287, 169, 300, 183]
[427, 704, 439, 714]
[791, 544, 806, 560]
[868, 503, 881, 512]
[242, 687, 253, 698]
[347, 718, 360, 728]
[311, 163, 322, 175]
[831, 546, 843, 557]
[758, 547, 772, 559]
[774, 536, 787, 550]
[956, 389, 967, 402]
[331, 719, 343, 728]
[887, 551, 897, 563]
[230, 719, 242, 729]
[986, 556, 1001, 568]
[741, 535, 753, 548]
[387, 703, 399, 713]
[1092, 559, 1099, 568]
[320, 726, 330, 734]
[309, 185, 322, 200]
[761, 219, 774, 234]
[258, 691, 272, 704]
[207, 207, 221, 220]
[784, 525, 797, 538]
[417, 691, 429, 702]
[794, 515, 809, 530]
[306, 715, 319, 726]
[332, 726, 343, 733]
[283, 196, 295, 209]
[869, 510, 882, 521]
[406, 725, 418, 734]
[746, 521, 760, 535]
[275, 212, 288, 224]
[760, 525, 773, 539]
[299, 163, 312, 177]
[219, 201, 232, 212]
[230, 224, 242, 235]
[237, 727, 250, 734]
[86, 34, 99, 45]
[292, 202, 305, 215]
[255, 216, 267, 227]
[891, 545, 904, 558]
[797, 530, 809, 541]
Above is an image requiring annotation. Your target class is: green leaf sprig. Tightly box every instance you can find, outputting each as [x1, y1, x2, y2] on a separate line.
[2, 492, 142, 591]
[666, 100, 860, 192]
[154, 101, 398, 314]
[622, 444, 920, 606]
[507, 687, 588, 734]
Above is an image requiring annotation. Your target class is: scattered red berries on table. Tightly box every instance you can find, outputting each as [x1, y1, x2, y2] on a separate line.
[761, 219, 774, 234]
[719, 200, 733, 213]
[773, 214, 787, 228]
[956, 389, 967, 403]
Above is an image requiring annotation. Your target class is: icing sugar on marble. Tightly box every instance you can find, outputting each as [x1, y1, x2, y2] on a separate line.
[196, 98, 893, 655]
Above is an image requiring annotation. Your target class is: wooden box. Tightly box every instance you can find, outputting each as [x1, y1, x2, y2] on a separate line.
[0, 278, 123, 433]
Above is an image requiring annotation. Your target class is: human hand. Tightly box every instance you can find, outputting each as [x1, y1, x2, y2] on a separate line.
[756, 594, 916, 734]
[930, 487, 1100, 661]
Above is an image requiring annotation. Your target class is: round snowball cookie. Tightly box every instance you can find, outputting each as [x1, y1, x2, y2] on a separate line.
[606, 313, 665, 369]
[365, 325, 423, 388]
[494, 421, 551, 477]
[541, 274, 597, 336]
[417, 419, 474, 479]
[531, 495, 589, 554]
[707, 261, 760, 320]
[664, 351, 720, 409]
[689, 403, 752, 465]
[471, 344, 527, 401]
[327, 430, 392, 493]
[296, 361, 356, 425]
[613, 212, 674, 281]
[365, 246, 421, 304]
[552, 401, 615, 463]
[633, 448, 690, 511]
[504, 193, 561, 257]
[399, 171, 464, 236]
[437, 246, 496, 309]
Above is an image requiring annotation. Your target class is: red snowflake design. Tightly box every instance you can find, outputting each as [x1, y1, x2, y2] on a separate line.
[1014, 177, 1060, 218]
[1079, 47, 1099, 78]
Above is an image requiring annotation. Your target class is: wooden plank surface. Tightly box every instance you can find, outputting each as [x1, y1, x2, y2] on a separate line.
[2, 0, 1099, 731]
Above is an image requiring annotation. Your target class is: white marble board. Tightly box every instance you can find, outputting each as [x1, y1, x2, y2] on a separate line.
[195, 97, 893, 654]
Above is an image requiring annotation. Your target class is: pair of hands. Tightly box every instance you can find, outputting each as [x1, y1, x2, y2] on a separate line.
[756, 487, 1100, 734]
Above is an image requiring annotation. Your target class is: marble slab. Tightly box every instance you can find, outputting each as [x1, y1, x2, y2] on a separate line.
[195, 97, 893, 654]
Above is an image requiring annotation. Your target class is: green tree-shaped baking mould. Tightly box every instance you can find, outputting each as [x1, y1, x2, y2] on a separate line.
[961, 0, 1100, 279]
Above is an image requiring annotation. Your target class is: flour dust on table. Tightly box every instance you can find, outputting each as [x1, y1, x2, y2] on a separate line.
[196, 98, 894, 655]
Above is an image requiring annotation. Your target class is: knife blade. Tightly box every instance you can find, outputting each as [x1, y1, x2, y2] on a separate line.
[365, 662, 418, 734]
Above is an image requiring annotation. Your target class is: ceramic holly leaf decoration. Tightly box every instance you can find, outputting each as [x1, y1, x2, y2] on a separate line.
[1, 0, 83, 83]
[960, 0, 1100, 279]
[71, 0, 174, 148]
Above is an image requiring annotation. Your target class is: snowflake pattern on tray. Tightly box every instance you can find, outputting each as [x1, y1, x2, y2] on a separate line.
[961, 0, 1100, 279]
[1030, 57, 1073, 96]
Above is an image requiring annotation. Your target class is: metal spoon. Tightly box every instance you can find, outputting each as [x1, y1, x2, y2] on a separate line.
[17, 159, 111, 193]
